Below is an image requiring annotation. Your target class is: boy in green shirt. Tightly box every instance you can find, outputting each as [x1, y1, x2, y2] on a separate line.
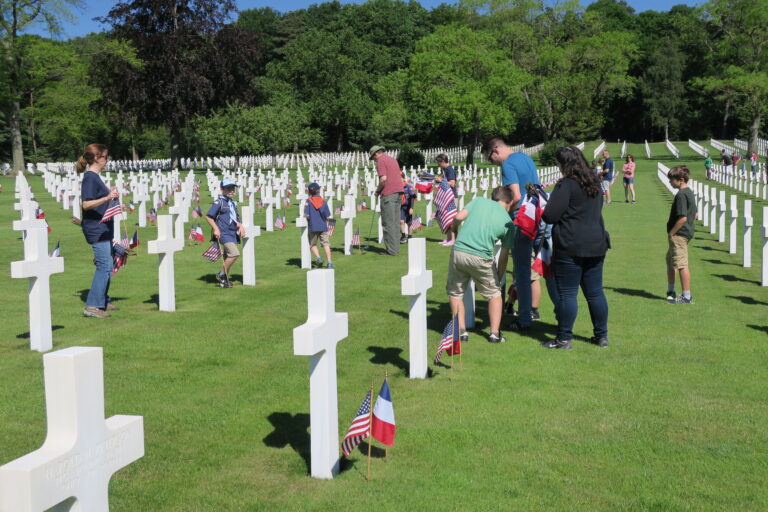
[446, 186, 515, 343]
[704, 154, 713, 180]
[666, 166, 697, 304]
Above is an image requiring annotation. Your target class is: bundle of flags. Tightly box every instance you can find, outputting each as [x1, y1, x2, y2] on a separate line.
[341, 378, 396, 457]
[434, 315, 460, 364]
[409, 215, 422, 234]
[274, 216, 286, 230]
[188, 223, 205, 243]
[147, 208, 157, 224]
[202, 241, 221, 262]
[514, 184, 548, 241]
[351, 227, 360, 247]
[191, 206, 203, 218]
[415, 173, 434, 194]
[532, 236, 553, 279]
[433, 180, 457, 234]
[101, 201, 123, 223]
[327, 219, 336, 237]
[112, 241, 128, 275]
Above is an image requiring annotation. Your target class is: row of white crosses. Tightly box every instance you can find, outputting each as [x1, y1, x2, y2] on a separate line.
[710, 163, 768, 201]
[665, 139, 680, 158]
[688, 139, 708, 157]
[293, 238, 434, 479]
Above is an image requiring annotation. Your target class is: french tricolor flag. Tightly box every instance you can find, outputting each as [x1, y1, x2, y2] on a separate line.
[371, 378, 396, 446]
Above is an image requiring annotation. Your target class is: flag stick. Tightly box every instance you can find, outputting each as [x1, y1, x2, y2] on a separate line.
[363, 210, 377, 250]
[450, 351, 454, 380]
[460, 350, 463, 371]
[366, 383, 374, 482]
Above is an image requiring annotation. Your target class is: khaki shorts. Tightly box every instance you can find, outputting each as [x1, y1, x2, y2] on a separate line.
[446, 250, 501, 300]
[223, 242, 240, 258]
[309, 231, 330, 247]
[666, 235, 689, 270]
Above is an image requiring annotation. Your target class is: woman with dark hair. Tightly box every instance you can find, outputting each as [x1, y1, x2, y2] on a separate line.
[541, 146, 610, 349]
[78, 143, 119, 318]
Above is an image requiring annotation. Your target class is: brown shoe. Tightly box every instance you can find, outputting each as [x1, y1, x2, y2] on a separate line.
[83, 306, 111, 318]
[105, 303, 119, 311]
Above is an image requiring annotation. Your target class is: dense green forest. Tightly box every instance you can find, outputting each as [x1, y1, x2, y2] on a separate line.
[1, 0, 766, 169]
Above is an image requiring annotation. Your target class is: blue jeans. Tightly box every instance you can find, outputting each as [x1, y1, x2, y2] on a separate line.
[512, 228, 533, 327]
[553, 254, 608, 341]
[86, 240, 113, 308]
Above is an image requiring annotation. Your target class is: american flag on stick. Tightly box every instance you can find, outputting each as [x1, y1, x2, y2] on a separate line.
[148, 208, 157, 224]
[202, 241, 221, 262]
[101, 201, 123, 223]
[351, 227, 361, 247]
[327, 219, 336, 237]
[341, 390, 372, 457]
[434, 315, 460, 364]
[434, 180, 457, 234]
[275, 216, 286, 230]
[191, 205, 203, 218]
[409, 215, 422, 234]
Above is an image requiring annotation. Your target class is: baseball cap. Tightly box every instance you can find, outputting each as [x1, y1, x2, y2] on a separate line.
[221, 177, 238, 188]
[307, 182, 321, 193]
[369, 145, 385, 160]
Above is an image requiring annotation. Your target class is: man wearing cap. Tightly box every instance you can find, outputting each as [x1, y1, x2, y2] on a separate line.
[206, 177, 245, 287]
[371, 145, 405, 255]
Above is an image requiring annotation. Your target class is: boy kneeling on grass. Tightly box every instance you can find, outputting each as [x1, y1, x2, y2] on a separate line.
[446, 186, 515, 343]
[666, 166, 697, 304]
[304, 182, 334, 269]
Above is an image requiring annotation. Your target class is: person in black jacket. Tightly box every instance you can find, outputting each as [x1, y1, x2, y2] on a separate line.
[541, 146, 610, 350]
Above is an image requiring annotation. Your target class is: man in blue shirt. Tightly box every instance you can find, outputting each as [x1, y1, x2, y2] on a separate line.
[601, 150, 614, 204]
[482, 137, 540, 332]
[206, 177, 245, 287]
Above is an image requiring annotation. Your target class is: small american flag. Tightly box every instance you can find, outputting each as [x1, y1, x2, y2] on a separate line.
[191, 206, 203, 218]
[202, 241, 221, 262]
[112, 242, 128, 275]
[334, 206, 342, 216]
[101, 201, 123, 223]
[275, 216, 286, 230]
[327, 219, 336, 237]
[341, 390, 372, 457]
[409, 215, 422, 234]
[351, 227, 360, 247]
[434, 181, 457, 233]
[119, 235, 131, 250]
[148, 208, 157, 224]
[434, 315, 459, 364]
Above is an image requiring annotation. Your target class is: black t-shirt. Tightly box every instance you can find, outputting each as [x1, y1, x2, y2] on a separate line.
[722, 154, 733, 166]
[81, 171, 113, 244]
[667, 187, 697, 239]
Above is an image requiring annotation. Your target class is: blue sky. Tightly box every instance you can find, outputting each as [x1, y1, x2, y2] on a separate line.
[45, 0, 705, 40]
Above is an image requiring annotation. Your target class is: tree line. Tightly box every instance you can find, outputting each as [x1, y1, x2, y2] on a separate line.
[1, 0, 766, 170]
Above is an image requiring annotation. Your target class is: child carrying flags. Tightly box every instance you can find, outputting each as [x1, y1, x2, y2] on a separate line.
[304, 183, 334, 269]
[206, 178, 245, 288]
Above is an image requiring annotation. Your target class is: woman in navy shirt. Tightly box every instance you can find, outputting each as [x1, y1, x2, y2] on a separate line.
[78, 144, 119, 318]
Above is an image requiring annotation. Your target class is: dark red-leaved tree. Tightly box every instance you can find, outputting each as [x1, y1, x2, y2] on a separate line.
[94, 0, 264, 167]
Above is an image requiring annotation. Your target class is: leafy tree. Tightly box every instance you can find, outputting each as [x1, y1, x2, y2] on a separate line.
[402, 25, 528, 163]
[703, 0, 768, 156]
[94, 0, 263, 167]
[0, 0, 80, 171]
[641, 38, 686, 140]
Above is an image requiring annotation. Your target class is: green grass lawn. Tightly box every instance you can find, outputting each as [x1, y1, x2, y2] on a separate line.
[1, 144, 766, 511]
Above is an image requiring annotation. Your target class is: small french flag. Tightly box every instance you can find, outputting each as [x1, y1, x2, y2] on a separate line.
[371, 378, 396, 446]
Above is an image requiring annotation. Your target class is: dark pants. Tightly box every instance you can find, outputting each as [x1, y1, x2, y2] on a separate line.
[553, 254, 608, 341]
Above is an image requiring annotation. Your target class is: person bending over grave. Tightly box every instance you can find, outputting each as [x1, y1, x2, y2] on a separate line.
[400, 173, 417, 244]
[78, 143, 119, 319]
[371, 145, 405, 255]
[541, 146, 611, 350]
[665, 166, 697, 304]
[206, 178, 245, 288]
[445, 186, 515, 344]
[304, 182, 334, 269]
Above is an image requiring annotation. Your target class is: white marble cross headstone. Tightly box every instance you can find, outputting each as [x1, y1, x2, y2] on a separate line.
[10, 227, 64, 352]
[146, 215, 184, 312]
[293, 270, 348, 479]
[400, 238, 432, 379]
[743, 199, 752, 268]
[240, 206, 261, 286]
[0, 346, 144, 512]
[341, 195, 356, 256]
[296, 216, 312, 269]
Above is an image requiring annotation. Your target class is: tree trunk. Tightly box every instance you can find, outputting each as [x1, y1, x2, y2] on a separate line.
[131, 144, 139, 161]
[10, 95, 25, 174]
[336, 119, 343, 152]
[748, 110, 761, 157]
[664, 122, 669, 141]
[29, 91, 38, 157]
[170, 124, 181, 169]
[721, 97, 732, 139]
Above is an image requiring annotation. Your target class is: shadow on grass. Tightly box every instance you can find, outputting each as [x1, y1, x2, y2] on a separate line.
[702, 258, 741, 266]
[263, 412, 311, 474]
[694, 244, 728, 253]
[143, 294, 158, 305]
[367, 346, 408, 373]
[712, 273, 761, 285]
[747, 325, 768, 335]
[728, 296, 768, 306]
[605, 286, 659, 300]
[284, 257, 302, 268]
[77, 289, 127, 304]
[17, 325, 64, 339]
[197, 273, 219, 284]
[357, 440, 387, 459]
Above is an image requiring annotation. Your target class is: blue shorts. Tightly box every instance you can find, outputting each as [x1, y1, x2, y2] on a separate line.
[400, 207, 411, 223]
[623, 177, 634, 185]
